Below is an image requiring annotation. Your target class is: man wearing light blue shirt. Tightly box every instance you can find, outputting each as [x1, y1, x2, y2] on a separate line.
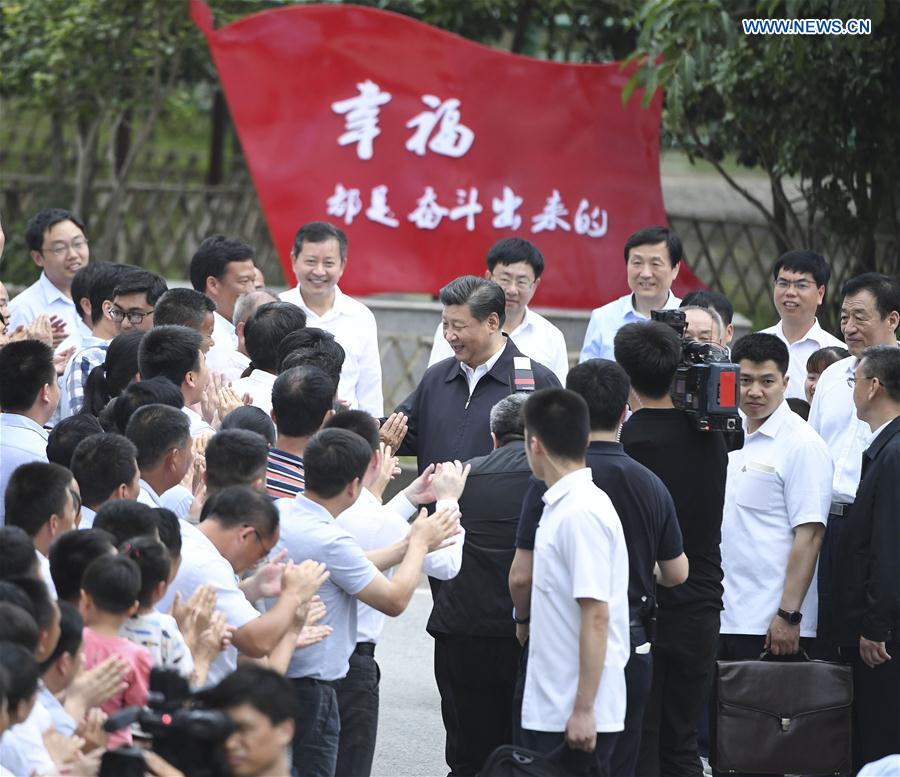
[0, 340, 60, 525]
[580, 226, 683, 363]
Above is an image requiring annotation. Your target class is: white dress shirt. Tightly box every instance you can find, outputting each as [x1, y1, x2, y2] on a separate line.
[522, 468, 630, 733]
[8, 271, 88, 353]
[0, 413, 49, 525]
[80, 505, 96, 528]
[721, 401, 832, 637]
[183, 406, 215, 439]
[428, 307, 570, 383]
[232, 369, 277, 414]
[808, 356, 871, 502]
[36, 550, 57, 600]
[580, 291, 682, 363]
[138, 479, 162, 507]
[336, 488, 463, 644]
[758, 318, 845, 400]
[205, 311, 251, 382]
[280, 285, 384, 416]
[0, 699, 57, 777]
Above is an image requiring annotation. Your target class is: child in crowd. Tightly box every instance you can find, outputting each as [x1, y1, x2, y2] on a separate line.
[79, 554, 152, 749]
[805, 345, 850, 402]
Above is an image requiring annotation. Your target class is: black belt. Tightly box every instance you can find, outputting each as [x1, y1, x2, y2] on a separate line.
[354, 642, 376, 657]
[290, 676, 339, 689]
[829, 501, 853, 518]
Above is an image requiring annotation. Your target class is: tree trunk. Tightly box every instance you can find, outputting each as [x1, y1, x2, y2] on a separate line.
[114, 109, 133, 177]
[72, 118, 101, 225]
[770, 176, 789, 255]
[207, 89, 228, 185]
[510, 0, 534, 54]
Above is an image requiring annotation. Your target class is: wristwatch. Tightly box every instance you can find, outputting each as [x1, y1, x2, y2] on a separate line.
[512, 608, 530, 625]
[777, 608, 802, 625]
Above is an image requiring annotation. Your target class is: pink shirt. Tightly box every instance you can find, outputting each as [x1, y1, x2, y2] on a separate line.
[82, 627, 152, 749]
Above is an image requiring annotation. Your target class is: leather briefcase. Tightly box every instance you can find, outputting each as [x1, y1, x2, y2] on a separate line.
[710, 653, 853, 775]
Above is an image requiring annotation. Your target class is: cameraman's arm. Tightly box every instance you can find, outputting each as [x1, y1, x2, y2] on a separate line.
[656, 553, 689, 587]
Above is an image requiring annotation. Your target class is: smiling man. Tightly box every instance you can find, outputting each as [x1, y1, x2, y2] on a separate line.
[720, 334, 831, 672]
[428, 238, 569, 383]
[759, 250, 844, 400]
[580, 226, 683, 363]
[9, 208, 91, 349]
[280, 221, 383, 416]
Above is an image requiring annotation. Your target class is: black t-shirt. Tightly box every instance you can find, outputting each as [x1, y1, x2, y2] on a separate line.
[620, 408, 727, 610]
[515, 441, 685, 621]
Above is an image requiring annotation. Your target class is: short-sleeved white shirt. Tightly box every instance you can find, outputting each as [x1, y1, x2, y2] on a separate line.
[808, 356, 871, 502]
[231, 369, 277, 414]
[0, 413, 49, 525]
[0, 699, 57, 776]
[721, 401, 832, 637]
[336, 489, 463, 644]
[279, 285, 383, 416]
[276, 493, 378, 680]
[156, 521, 260, 684]
[8, 272, 87, 352]
[521, 468, 630, 733]
[429, 306, 570, 384]
[579, 292, 681, 363]
[758, 319, 845, 401]
[205, 312, 251, 382]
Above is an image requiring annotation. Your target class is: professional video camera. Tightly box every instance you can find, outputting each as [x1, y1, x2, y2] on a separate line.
[651, 308, 741, 432]
[99, 668, 233, 777]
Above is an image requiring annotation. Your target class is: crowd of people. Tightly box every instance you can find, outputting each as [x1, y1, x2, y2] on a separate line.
[0, 208, 898, 777]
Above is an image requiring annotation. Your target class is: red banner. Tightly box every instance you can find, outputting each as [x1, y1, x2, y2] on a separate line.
[192, 0, 702, 309]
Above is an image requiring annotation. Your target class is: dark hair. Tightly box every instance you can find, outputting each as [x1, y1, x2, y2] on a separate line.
[485, 238, 544, 279]
[125, 404, 191, 470]
[439, 276, 506, 328]
[292, 222, 347, 262]
[860, 344, 900, 403]
[0, 604, 40, 653]
[488, 394, 526, 444]
[613, 321, 682, 399]
[199, 486, 278, 539]
[523, 389, 590, 461]
[276, 328, 344, 384]
[244, 302, 307, 372]
[93, 500, 159, 546]
[72, 262, 130, 325]
[25, 208, 86, 252]
[0, 641, 40, 709]
[806, 346, 850, 375]
[786, 397, 811, 420]
[679, 290, 734, 327]
[153, 508, 182, 560]
[138, 325, 202, 387]
[5, 462, 75, 538]
[39, 601, 83, 674]
[205, 430, 269, 493]
[81, 330, 145, 417]
[70, 433, 139, 509]
[566, 359, 631, 432]
[221, 405, 276, 446]
[190, 235, 255, 292]
[0, 581, 37, 621]
[0, 527, 37, 580]
[731, 333, 790, 377]
[154, 288, 216, 330]
[204, 664, 296, 723]
[623, 226, 683, 267]
[324, 410, 380, 452]
[47, 414, 104, 468]
[841, 273, 900, 322]
[49, 529, 116, 604]
[109, 377, 184, 435]
[303, 428, 372, 499]
[773, 250, 831, 289]
[8, 576, 55, 632]
[81, 555, 141, 615]
[113, 267, 168, 307]
[271, 366, 336, 438]
[0, 339, 55, 412]
[120, 537, 171, 609]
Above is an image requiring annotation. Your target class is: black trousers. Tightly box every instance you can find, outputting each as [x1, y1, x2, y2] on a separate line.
[610, 649, 653, 777]
[519, 728, 619, 777]
[290, 677, 340, 777]
[335, 646, 380, 777]
[814, 512, 847, 661]
[434, 632, 521, 776]
[636, 606, 720, 777]
[843, 641, 900, 775]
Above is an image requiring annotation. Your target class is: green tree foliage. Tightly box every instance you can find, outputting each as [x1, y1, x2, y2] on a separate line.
[623, 0, 899, 275]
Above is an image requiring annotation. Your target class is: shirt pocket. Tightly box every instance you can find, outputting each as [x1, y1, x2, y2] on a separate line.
[733, 465, 780, 512]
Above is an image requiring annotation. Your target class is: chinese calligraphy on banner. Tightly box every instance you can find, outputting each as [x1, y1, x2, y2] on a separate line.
[190, 0, 703, 309]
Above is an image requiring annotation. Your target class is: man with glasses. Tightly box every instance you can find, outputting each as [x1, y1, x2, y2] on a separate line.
[428, 238, 570, 383]
[833, 345, 900, 771]
[9, 208, 91, 351]
[759, 250, 845, 400]
[109, 267, 167, 333]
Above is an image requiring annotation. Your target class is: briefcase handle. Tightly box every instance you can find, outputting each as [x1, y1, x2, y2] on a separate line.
[758, 649, 812, 662]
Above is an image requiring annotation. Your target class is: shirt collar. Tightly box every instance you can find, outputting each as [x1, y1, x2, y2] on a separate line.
[747, 399, 792, 439]
[542, 467, 593, 507]
[865, 416, 900, 460]
[139, 479, 161, 505]
[214, 311, 235, 336]
[587, 440, 625, 455]
[295, 285, 347, 319]
[0, 412, 50, 440]
[624, 290, 680, 319]
[459, 338, 507, 379]
[37, 271, 73, 306]
[508, 307, 534, 338]
[293, 492, 334, 523]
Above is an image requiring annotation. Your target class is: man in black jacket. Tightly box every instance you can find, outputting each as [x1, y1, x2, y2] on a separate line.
[834, 344, 900, 772]
[396, 275, 560, 471]
[427, 393, 531, 777]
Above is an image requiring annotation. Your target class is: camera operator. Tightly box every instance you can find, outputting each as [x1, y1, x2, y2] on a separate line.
[614, 321, 728, 777]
